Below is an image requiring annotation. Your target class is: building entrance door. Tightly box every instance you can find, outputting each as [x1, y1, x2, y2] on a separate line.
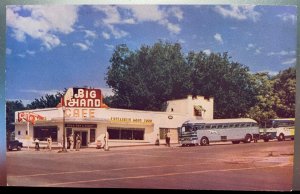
[81, 131, 87, 146]
[74, 131, 88, 147]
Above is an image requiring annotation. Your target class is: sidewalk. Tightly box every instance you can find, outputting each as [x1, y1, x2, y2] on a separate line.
[17, 143, 181, 153]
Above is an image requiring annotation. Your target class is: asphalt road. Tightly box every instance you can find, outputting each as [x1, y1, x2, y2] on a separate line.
[7, 140, 294, 191]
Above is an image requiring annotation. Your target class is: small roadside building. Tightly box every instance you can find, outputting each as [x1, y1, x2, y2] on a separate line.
[14, 88, 214, 148]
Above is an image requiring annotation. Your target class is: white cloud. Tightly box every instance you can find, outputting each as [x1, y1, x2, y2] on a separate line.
[73, 42, 89, 51]
[178, 39, 186, 44]
[93, 5, 183, 37]
[267, 50, 295, 56]
[6, 48, 12, 55]
[166, 6, 183, 21]
[246, 43, 255, 50]
[214, 33, 223, 44]
[107, 25, 129, 39]
[230, 27, 238, 30]
[246, 43, 262, 55]
[203, 49, 211, 55]
[277, 13, 297, 24]
[120, 5, 163, 22]
[26, 50, 35, 55]
[282, 58, 296, 65]
[161, 20, 181, 34]
[255, 48, 262, 55]
[104, 44, 115, 51]
[102, 32, 110, 40]
[7, 5, 79, 50]
[18, 54, 25, 58]
[83, 30, 97, 39]
[214, 5, 260, 22]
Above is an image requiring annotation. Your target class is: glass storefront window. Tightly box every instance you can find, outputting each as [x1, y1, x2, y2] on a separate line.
[33, 126, 58, 142]
[108, 128, 144, 140]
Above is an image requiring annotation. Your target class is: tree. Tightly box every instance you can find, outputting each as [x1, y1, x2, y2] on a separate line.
[6, 100, 26, 141]
[27, 92, 64, 109]
[188, 51, 257, 118]
[106, 41, 192, 111]
[246, 72, 277, 126]
[273, 67, 296, 118]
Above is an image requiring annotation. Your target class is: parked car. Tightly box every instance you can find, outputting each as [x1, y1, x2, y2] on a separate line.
[7, 140, 23, 151]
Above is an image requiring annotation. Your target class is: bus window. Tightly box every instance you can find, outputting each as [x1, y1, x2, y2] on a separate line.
[211, 125, 217, 129]
[239, 123, 246, 127]
[196, 125, 204, 130]
[234, 124, 239, 128]
[245, 123, 251, 127]
[222, 124, 228, 128]
[205, 125, 211, 129]
[229, 124, 234, 128]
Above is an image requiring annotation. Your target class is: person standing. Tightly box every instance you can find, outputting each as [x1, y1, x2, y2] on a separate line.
[166, 131, 171, 147]
[76, 134, 81, 151]
[34, 138, 40, 151]
[104, 131, 109, 151]
[47, 136, 52, 151]
[69, 133, 74, 151]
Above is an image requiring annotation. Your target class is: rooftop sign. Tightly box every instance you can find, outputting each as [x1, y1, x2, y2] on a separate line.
[62, 88, 107, 108]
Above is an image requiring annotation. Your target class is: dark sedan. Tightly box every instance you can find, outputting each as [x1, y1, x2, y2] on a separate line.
[7, 140, 23, 151]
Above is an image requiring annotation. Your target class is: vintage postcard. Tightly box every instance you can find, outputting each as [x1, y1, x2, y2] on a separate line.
[3, 1, 298, 191]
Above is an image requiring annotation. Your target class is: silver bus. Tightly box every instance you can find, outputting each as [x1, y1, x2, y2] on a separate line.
[179, 118, 259, 146]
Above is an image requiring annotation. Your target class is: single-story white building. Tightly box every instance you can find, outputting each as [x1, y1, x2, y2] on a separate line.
[14, 88, 214, 148]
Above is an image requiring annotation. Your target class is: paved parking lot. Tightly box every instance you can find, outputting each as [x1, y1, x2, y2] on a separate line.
[7, 140, 294, 191]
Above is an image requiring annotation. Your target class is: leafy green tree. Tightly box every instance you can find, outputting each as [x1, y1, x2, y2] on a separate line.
[106, 41, 192, 111]
[273, 67, 296, 118]
[246, 72, 277, 126]
[188, 51, 257, 118]
[27, 92, 64, 109]
[6, 100, 26, 141]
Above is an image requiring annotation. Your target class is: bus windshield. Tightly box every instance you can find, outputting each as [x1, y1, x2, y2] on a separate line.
[181, 125, 193, 132]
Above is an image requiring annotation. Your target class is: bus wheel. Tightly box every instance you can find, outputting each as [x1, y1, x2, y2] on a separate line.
[200, 137, 209, 146]
[232, 141, 240, 144]
[263, 138, 269, 142]
[278, 133, 285, 141]
[243, 134, 252, 143]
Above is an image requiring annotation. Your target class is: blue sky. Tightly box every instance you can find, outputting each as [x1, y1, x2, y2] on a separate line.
[6, 5, 297, 104]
